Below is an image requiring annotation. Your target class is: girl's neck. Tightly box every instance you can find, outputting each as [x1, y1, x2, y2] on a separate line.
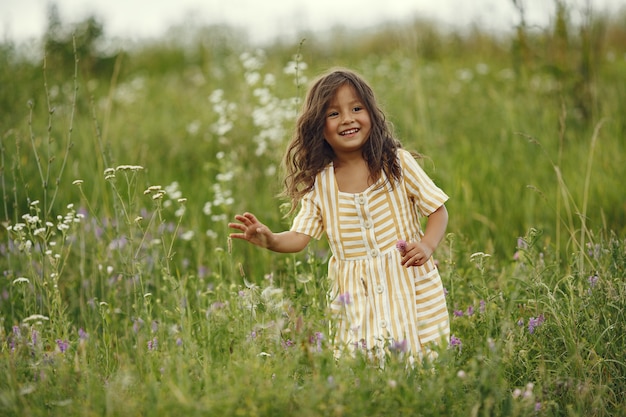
[333, 156, 379, 193]
[332, 149, 365, 168]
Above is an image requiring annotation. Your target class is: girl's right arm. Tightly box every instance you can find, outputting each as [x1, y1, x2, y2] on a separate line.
[228, 212, 311, 253]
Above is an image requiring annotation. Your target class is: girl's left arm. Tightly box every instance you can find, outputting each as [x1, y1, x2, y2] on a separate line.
[401, 204, 448, 267]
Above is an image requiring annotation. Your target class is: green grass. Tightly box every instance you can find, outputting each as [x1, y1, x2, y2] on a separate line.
[1, 8, 625, 416]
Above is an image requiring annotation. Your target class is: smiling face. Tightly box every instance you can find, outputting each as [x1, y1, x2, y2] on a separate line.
[323, 83, 372, 158]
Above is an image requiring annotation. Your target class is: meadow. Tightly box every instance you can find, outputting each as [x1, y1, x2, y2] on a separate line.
[1, 4, 625, 416]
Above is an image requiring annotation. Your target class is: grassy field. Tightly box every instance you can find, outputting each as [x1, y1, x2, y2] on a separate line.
[1, 4, 625, 416]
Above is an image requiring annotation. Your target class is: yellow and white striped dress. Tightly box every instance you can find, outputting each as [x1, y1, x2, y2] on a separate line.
[290, 149, 450, 357]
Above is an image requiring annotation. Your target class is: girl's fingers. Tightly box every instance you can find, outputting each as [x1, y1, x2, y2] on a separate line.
[244, 212, 258, 223]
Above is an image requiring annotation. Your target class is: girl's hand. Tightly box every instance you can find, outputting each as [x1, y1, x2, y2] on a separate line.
[399, 240, 433, 267]
[228, 212, 274, 249]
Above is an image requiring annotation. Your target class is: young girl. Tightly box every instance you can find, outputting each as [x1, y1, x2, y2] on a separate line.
[229, 68, 449, 360]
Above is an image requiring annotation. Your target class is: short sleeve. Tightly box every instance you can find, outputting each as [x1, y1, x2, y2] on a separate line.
[400, 149, 449, 216]
[290, 190, 325, 240]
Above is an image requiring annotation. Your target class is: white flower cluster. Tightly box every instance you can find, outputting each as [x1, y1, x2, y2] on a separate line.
[143, 185, 166, 200]
[112, 76, 145, 105]
[240, 51, 304, 157]
[208, 89, 237, 139]
[203, 151, 235, 227]
[6, 201, 84, 255]
[162, 182, 186, 217]
[103, 165, 144, 181]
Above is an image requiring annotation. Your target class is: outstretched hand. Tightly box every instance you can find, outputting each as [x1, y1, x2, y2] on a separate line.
[398, 240, 434, 268]
[228, 212, 274, 249]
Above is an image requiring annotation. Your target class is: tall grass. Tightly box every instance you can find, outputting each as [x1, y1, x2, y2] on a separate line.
[1, 6, 625, 416]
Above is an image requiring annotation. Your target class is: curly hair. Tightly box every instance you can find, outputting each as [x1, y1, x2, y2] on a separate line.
[282, 68, 405, 214]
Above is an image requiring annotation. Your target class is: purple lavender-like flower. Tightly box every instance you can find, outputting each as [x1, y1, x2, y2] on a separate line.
[528, 314, 545, 334]
[78, 328, 88, 340]
[396, 239, 407, 253]
[309, 332, 324, 352]
[449, 335, 462, 351]
[147, 337, 158, 351]
[588, 274, 599, 288]
[56, 339, 69, 353]
[390, 339, 408, 353]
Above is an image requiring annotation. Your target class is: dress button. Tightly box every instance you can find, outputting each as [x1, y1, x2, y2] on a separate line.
[370, 249, 378, 257]
[357, 196, 365, 204]
[375, 285, 384, 294]
[363, 220, 372, 229]
[379, 320, 387, 328]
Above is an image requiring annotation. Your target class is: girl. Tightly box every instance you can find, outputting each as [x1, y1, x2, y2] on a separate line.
[229, 68, 449, 360]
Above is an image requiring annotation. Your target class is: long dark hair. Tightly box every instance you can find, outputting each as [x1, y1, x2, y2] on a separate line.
[283, 68, 404, 213]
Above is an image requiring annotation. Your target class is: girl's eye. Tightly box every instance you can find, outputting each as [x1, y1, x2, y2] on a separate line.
[353, 106, 363, 112]
[327, 111, 339, 118]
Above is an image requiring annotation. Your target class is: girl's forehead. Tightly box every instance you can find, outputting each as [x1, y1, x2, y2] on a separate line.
[327, 84, 362, 104]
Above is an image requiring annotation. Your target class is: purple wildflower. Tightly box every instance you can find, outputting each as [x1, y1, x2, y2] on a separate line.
[454, 309, 464, 317]
[211, 301, 227, 311]
[78, 328, 88, 340]
[528, 314, 545, 334]
[588, 274, 599, 288]
[309, 332, 324, 352]
[133, 318, 144, 333]
[147, 337, 158, 351]
[396, 239, 407, 253]
[56, 339, 69, 353]
[282, 339, 295, 348]
[390, 339, 408, 354]
[338, 292, 351, 306]
[466, 305, 475, 316]
[197, 265, 208, 279]
[31, 329, 38, 346]
[176, 337, 183, 347]
[586, 242, 601, 259]
[449, 335, 462, 351]
[479, 300, 486, 313]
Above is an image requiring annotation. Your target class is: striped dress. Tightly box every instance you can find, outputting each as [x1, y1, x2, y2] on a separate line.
[290, 149, 450, 358]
